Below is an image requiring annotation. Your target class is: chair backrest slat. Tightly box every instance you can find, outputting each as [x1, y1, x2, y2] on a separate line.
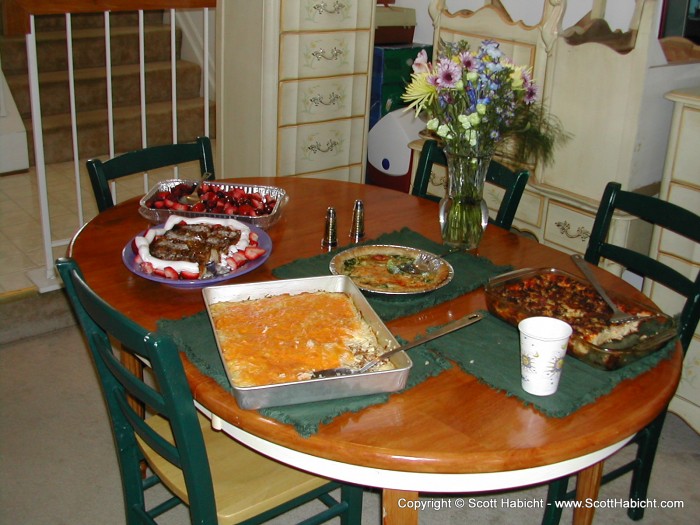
[86, 136, 215, 212]
[585, 182, 700, 352]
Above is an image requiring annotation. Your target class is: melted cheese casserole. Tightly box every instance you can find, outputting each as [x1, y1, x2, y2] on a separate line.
[209, 292, 385, 387]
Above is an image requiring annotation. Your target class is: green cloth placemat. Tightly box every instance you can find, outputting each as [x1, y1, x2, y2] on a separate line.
[157, 309, 676, 436]
[428, 311, 678, 418]
[272, 227, 512, 321]
[157, 311, 452, 438]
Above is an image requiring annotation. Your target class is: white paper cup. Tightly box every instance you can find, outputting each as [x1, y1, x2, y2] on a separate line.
[518, 316, 573, 396]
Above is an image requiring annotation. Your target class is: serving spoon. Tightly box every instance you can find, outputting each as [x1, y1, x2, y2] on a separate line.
[178, 173, 215, 205]
[309, 312, 484, 379]
[571, 254, 637, 324]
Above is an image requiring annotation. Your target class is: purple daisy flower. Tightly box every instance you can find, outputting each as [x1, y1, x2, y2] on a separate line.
[459, 51, 476, 71]
[524, 83, 538, 104]
[436, 58, 462, 88]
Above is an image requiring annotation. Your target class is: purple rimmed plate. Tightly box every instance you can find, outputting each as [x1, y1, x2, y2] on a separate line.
[122, 223, 272, 288]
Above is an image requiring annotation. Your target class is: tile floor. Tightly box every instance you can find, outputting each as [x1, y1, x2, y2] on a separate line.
[0, 155, 209, 296]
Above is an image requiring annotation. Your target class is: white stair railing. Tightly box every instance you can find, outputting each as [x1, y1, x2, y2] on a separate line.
[15, 1, 216, 292]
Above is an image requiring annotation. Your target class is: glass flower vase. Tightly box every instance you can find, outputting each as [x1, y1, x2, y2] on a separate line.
[438, 148, 490, 250]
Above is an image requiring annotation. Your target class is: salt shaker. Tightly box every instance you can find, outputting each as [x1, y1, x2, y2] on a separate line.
[321, 206, 338, 249]
[349, 200, 365, 242]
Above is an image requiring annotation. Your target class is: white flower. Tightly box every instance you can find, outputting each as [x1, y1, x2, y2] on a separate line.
[437, 124, 453, 140]
[411, 49, 431, 75]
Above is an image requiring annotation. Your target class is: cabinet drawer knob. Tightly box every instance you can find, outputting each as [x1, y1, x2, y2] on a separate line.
[310, 92, 341, 106]
[555, 220, 591, 241]
[313, 1, 346, 16]
[308, 139, 340, 154]
[311, 47, 343, 61]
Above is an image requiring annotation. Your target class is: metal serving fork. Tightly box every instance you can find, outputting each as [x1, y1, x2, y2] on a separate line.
[571, 254, 637, 324]
[309, 312, 484, 379]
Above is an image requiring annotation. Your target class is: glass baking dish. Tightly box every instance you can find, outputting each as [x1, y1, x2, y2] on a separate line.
[484, 268, 677, 370]
[139, 179, 288, 230]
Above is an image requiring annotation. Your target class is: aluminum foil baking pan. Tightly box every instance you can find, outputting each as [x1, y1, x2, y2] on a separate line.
[202, 275, 412, 409]
[484, 267, 676, 370]
[139, 179, 288, 230]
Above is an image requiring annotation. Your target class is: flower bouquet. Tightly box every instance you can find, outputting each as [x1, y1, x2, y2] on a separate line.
[402, 40, 567, 248]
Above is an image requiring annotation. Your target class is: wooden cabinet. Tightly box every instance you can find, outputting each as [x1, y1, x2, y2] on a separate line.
[648, 87, 700, 433]
[216, 0, 375, 182]
[410, 0, 700, 276]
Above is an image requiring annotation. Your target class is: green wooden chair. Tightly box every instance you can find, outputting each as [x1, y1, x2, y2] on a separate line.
[86, 136, 215, 212]
[411, 139, 530, 230]
[55, 256, 363, 525]
[542, 181, 700, 524]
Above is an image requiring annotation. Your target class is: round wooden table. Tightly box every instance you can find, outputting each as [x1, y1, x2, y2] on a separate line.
[68, 177, 682, 525]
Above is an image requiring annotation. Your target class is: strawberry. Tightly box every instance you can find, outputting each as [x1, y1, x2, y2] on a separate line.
[227, 252, 248, 268]
[140, 262, 154, 274]
[180, 270, 199, 280]
[164, 198, 176, 209]
[153, 200, 166, 209]
[191, 202, 206, 212]
[153, 268, 166, 278]
[172, 202, 189, 211]
[250, 197, 264, 211]
[238, 203, 255, 216]
[163, 267, 179, 280]
[249, 232, 259, 245]
[244, 246, 266, 260]
[232, 187, 246, 200]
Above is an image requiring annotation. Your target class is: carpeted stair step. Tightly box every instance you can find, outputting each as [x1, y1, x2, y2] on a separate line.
[32, 10, 165, 32]
[0, 24, 181, 75]
[24, 98, 216, 164]
[7, 60, 204, 118]
[2, 8, 214, 166]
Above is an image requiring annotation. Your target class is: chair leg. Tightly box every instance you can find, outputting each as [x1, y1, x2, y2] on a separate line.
[340, 484, 364, 525]
[627, 410, 668, 521]
[542, 476, 568, 525]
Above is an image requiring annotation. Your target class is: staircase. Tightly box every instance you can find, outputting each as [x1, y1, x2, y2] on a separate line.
[0, 10, 215, 165]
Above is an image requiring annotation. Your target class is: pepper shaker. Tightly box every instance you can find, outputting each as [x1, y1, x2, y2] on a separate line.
[349, 200, 365, 242]
[321, 206, 338, 249]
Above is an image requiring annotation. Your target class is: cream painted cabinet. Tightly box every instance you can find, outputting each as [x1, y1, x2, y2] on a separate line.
[217, 0, 375, 182]
[415, 0, 700, 274]
[648, 87, 700, 434]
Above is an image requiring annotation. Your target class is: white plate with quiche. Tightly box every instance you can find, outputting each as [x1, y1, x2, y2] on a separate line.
[329, 244, 454, 295]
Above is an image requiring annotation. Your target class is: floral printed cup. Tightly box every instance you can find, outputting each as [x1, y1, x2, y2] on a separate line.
[518, 316, 573, 396]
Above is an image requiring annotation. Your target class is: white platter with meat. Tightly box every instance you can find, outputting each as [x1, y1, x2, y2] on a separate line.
[122, 215, 272, 288]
